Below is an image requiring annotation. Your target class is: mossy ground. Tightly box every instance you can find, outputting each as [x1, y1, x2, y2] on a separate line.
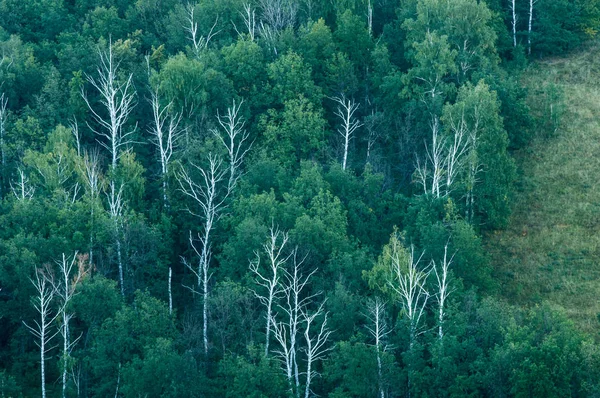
[487, 42, 600, 335]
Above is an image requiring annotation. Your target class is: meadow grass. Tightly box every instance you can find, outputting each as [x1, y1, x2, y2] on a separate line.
[487, 42, 600, 334]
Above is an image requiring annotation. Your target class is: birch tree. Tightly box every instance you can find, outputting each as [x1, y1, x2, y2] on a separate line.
[249, 225, 290, 356]
[168, 267, 173, 315]
[414, 115, 469, 198]
[211, 99, 253, 193]
[414, 118, 445, 197]
[510, 0, 518, 48]
[149, 90, 183, 208]
[0, 92, 7, 198]
[184, 3, 220, 56]
[387, 238, 431, 348]
[23, 265, 59, 398]
[69, 117, 81, 157]
[258, 0, 297, 53]
[80, 149, 101, 266]
[272, 250, 321, 398]
[236, 3, 257, 41]
[302, 302, 333, 398]
[433, 243, 454, 341]
[528, 0, 537, 54]
[331, 95, 363, 171]
[444, 108, 470, 196]
[11, 168, 35, 201]
[82, 39, 137, 173]
[259, 0, 297, 32]
[366, 297, 392, 398]
[178, 154, 229, 355]
[107, 181, 125, 296]
[54, 253, 89, 398]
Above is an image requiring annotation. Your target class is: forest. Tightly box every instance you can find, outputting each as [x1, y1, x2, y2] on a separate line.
[0, 0, 599, 396]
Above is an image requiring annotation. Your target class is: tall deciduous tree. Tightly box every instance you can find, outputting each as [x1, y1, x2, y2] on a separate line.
[106, 181, 125, 296]
[149, 90, 183, 208]
[211, 99, 253, 193]
[82, 39, 137, 173]
[0, 92, 7, 198]
[365, 297, 392, 398]
[178, 154, 229, 355]
[331, 95, 362, 171]
[54, 253, 89, 398]
[80, 149, 101, 265]
[23, 265, 59, 398]
[250, 225, 290, 356]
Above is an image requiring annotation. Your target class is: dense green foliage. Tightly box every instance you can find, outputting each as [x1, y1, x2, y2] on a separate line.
[0, 0, 598, 397]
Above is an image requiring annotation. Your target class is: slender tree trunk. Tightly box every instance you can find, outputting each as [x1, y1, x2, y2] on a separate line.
[162, 175, 168, 209]
[168, 267, 173, 315]
[41, 320, 47, 398]
[304, 360, 312, 398]
[116, 228, 124, 296]
[342, 133, 349, 171]
[528, 0, 534, 55]
[61, 320, 69, 398]
[376, 343, 383, 398]
[264, 295, 273, 356]
[89, 203, 94, 266]
[0, 94, 6, 200]
[114, 363, 121, 398]
[511, 0, 517, 48]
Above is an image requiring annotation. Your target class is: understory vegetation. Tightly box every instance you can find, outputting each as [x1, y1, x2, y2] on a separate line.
[1, 0, 600, 397]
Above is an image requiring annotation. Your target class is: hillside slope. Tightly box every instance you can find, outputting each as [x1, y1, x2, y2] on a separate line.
[488, 44, 600, 334]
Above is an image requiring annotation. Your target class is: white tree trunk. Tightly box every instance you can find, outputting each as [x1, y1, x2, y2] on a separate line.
[250, 226, 290, 356]
[23, 266, 59, 398]
[528, 0, 536, 54]
[107, 182, 125, 296]
[332, 95, 363, 171]
[82, 38, 137, 173]
[366, 298, 390, 398]
[149, 91, 183, 209]
[0, 93, 7, 199]
[178, 155, 229, 355]
[212, 99, 253, 194]
[168, 267, 173, 315]
[303, 302, 332, 398]
[510, 0, 517, 48]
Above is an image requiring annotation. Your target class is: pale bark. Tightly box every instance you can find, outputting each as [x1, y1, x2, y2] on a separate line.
[433, 243, 455, 341]
[81, 149, 101, 266]
[211, 99, 253, 194]
[444, 108, 469, 196]
[177, 154, 229, 355]
[528, 0, 537, 54]
[388, 243, 431, 348]
[184, 3, 220, 56]
[237, 3, 256, 41]
[0, 92, 7, 199]
[510, 0, 517, 48]
[302, 302, 332, 398]
[168, 266, 173, 315]
[149, 90, 183, 208]
[11, 168, 35, 201]
[69, 117, 81, 157]
[250, 225, 290, 356]
[82, 39, 137, 173]
[54, 253, 89, 398]
[23, 265, 59, 398]
[272, 251, 317, 397]
[366, 298, 391, 398]
[107, 182, 125, 296]
[331, 95, 363, 171]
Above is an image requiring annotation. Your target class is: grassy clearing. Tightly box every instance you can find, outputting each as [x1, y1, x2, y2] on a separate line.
[487, 42, 600, 334]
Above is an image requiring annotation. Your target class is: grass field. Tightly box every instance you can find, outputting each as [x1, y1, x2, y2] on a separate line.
[487, 42, 600, 334]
